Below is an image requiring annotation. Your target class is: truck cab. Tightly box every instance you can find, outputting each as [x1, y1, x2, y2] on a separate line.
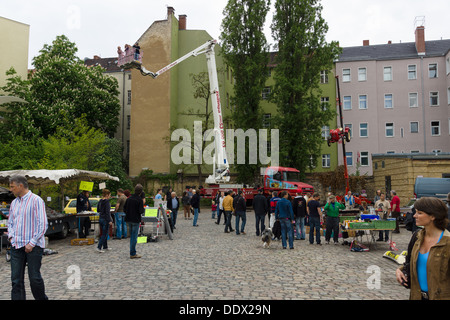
[263, 166, 314, 196]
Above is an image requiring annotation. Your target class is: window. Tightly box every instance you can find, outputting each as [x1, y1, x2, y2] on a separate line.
[358, 68, 367, 81]
[428, 63, 437, 78]
[321, 97, 330, 111]
[384, 94, 393, 108]
[344, 123, 353, 138]
[383, 66, 392, 81]
[322, 154, 331, 168]
[431, 121, 440, 136]
[343, 96, 352, 110]
[447, 57, 450, 75]
[321, 126, 330, 140]
[346, 152, 353, 166]
[359, 95, 367, 109]
[127, 115, 131, 129]
[408, 65, 417, 80]
[409, 92, 418, 108]
[127, 90, 132, 105]
[430, 92, 439, 106]
[360, 152, 369, 166]
[320, 70, 328, 84]
[386, 123, 394, 137]
[359, 123, 368, 137]
[343, 69, 351, 82]
[262, 113, 271, 128]
[262, 87, 271, 100]
[410, 121, 419, 133]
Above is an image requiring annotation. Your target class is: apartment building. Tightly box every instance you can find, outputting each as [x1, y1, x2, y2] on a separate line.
[336, 26, 450, 175]
[0, 16, 29, 90]
[128, 7, 233, 177]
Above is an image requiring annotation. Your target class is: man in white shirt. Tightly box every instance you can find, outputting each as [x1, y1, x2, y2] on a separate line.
[8, 175, 48, 300]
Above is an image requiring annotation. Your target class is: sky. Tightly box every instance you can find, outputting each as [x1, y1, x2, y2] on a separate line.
[1, 0, 449, 68]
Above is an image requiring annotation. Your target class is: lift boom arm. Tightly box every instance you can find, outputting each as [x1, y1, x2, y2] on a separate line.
[121, 40, 230, 184]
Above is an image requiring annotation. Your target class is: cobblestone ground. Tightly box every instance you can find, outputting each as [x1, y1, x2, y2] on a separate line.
[0, 209, 411, 300]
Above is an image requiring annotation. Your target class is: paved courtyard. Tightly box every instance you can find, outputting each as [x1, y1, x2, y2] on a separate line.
[0, 208, 411, 301]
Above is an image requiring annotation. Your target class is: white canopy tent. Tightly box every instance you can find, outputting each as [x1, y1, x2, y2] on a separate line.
[0, 169, 119, 212]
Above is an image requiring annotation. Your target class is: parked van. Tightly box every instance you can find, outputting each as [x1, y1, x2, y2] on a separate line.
[414, 177, 450, 199]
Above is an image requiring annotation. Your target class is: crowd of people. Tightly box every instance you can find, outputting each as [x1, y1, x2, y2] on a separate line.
[6, 174, 450, 300]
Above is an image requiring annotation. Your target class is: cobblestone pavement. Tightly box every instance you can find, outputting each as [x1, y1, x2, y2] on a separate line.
[0, 209, 411, 300]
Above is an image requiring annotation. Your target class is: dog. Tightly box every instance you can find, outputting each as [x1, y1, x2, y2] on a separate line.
[261, 228, 274, 248]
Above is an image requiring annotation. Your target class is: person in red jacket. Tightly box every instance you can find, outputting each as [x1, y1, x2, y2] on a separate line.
[390, 190, 401, 233]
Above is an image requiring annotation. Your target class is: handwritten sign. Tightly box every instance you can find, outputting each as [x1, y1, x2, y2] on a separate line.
[79, 181, 94, 192]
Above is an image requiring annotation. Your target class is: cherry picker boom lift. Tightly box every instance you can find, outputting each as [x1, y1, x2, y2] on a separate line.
[118, 40, 230, 184]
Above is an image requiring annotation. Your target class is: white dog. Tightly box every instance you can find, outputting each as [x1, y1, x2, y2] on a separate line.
[261, 228, 273, 248]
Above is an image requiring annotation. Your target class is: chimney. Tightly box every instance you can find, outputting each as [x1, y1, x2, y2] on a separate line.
[363, 40, 370, 46]
[167, 6, 175, 18]
[179, 14, 187, 30]
[415, 26, 426, 55]
[94, 55, 101, 60]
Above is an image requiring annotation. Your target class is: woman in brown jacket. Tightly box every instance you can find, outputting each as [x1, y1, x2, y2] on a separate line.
[396, 197, 450, 300]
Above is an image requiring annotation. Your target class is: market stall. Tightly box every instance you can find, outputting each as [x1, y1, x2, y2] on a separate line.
[0, 169, 119, 244]
[342, 217, 396, 250]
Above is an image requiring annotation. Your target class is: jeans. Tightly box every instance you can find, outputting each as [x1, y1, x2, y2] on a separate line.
[255, 214, 266, 236]
[378, 230, 389, 241]
[115, 212, 127, 238]
[216, 209, 224, 224]
[98, 218, 109, 250]
[235, 211, 246, 234]
[171, 208, 178, 228]
[193, 207, 199, 226]
[280, 218, 294, 249]
[295, 217, 306, 239]
[309, 216, 321, 244]
[11, 246, 48, 300]
[78, 216, 91, 238]
[224, 211, 233, 232]
[128, 222, 140, 256]
[325, 216, 340, 243]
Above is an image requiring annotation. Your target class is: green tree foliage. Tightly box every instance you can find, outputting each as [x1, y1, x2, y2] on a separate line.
[270, 0, 341, 178]
[220, 0, 271, 183]
[0, 35, 120, 140]
[36, 117, 108, 171]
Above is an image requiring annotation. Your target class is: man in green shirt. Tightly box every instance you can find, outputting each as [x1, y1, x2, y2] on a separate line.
[324, 195, 345, 244]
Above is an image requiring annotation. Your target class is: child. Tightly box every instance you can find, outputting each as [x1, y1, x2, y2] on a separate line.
[211, 202, 217, 219]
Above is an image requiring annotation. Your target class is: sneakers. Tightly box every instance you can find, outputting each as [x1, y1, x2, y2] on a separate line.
[130, 254, 142, 259]
[96, 248, 104, 253]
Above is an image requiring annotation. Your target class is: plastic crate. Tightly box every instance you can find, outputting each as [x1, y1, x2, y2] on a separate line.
[349, 222, 374, 229]
[374, 220, 396, 230]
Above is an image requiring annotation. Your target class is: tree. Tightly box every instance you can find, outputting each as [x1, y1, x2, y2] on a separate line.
[0, 35, 120, 141]
[220, 0, 271, 183]
[270, 0, 341, 179]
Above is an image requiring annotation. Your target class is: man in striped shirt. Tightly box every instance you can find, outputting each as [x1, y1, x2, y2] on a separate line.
[8, 175, 48, 300]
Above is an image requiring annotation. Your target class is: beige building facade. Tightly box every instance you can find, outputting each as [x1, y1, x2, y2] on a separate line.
[0, 16, 29, 90]
[372, 153, 450, 205]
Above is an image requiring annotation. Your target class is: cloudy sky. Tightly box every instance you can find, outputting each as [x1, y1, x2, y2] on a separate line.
[2, 0, 449, 68]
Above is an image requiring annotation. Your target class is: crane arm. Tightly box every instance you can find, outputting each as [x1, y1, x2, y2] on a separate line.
[118, 40, 230, 184]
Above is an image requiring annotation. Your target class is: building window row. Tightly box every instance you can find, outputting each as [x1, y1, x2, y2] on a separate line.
[342, 121, 443, 138]
[342, 63, 439, 82]
[342, 91, 441, 110]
